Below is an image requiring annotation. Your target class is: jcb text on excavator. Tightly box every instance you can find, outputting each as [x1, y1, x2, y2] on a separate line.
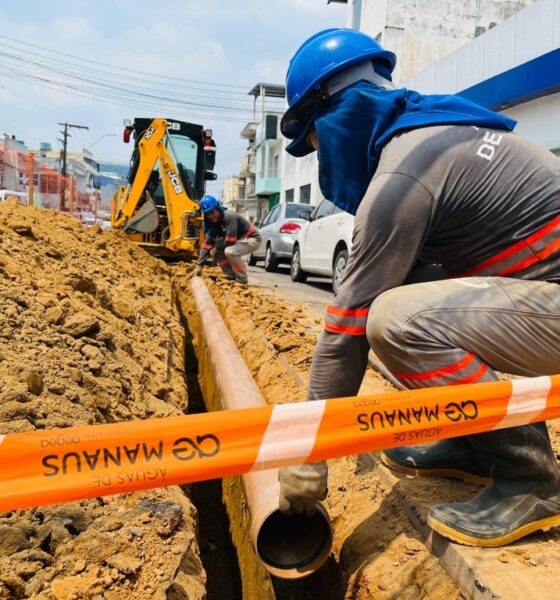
[111, 117, 217, 257]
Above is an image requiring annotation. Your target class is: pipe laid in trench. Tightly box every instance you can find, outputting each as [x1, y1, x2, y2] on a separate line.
[190, 276, 333, 580]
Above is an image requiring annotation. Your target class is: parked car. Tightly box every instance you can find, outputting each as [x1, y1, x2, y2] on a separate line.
[290, 198, 354, 294]
[249, 202, 315, 271]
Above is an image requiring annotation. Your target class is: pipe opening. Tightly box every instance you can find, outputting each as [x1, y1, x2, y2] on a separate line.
[257, 510, 333, 571]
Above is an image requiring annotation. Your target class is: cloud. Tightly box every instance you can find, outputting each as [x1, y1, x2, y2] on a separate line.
[0, 0, 346, 174]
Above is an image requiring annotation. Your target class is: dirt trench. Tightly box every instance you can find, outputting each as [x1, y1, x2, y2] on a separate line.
[173, 271, 464, 600]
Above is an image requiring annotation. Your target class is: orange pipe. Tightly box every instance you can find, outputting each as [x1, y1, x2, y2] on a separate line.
[190, 276, 333, 580]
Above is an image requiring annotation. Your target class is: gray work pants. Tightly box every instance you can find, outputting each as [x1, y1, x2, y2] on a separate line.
[217, 236, 261, 283]
[366, 277, 560, 384]
[367, 277, 560, 480]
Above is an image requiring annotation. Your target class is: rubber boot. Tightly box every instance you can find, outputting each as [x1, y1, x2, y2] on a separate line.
[428, 422, 560, 547]
[381, 437, 492, 485]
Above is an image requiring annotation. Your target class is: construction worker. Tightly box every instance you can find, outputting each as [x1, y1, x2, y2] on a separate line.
[195, 195, 261, 284]
[278, 28, 560, 547]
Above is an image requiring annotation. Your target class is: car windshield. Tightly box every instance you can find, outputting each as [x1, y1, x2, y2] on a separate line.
[285, 203, 310, 218]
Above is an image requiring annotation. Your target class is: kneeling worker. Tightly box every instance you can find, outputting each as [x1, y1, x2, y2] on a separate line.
[195, 195, 261, 284]
[278, 28, 560, 547]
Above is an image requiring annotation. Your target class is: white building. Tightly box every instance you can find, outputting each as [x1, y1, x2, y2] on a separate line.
[405, 0, 560, 155]
[238, 83, 286, 221]
[346, 0, 536, 83]
[280, 0, 536, 212]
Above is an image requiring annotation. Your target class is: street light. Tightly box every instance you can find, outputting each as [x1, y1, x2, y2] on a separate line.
[86, 133, 117, 151]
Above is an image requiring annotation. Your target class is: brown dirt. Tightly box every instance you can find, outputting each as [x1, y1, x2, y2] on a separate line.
[175, 271, 463, 599]
[4, 198, 559, 599]
[0, 200, 205, 599]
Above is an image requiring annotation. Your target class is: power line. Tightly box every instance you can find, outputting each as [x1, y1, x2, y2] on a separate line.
[0, 70, 251, 123]
[0, 41, 263, 100]
[0, 34, 255, 90]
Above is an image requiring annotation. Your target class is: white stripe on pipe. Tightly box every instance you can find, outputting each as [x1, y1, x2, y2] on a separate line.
[251, 401, 326, 471]
[494, 376, 551, 430]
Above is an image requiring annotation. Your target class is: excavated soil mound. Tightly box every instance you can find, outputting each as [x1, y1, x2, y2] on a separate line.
[0, 201, 205, 599]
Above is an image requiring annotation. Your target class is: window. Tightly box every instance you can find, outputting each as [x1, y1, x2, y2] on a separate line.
[299, 183, 311, 204]
[260, 209, 273, 227]
[285, 188, 294, 203]
[271, 155, 279, 178]
[313, 199, 334, 220]
[285, 203, 309, 218]
[267, 205, 281, 224]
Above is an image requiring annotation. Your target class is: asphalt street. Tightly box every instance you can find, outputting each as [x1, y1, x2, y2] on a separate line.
[247, 263, 334, 314]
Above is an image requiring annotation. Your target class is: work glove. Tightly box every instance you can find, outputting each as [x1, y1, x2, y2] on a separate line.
[278, 461, 328, 516]
[194, 265, 202, 276]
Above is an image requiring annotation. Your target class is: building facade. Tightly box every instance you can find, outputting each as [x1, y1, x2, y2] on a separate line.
[279, 0, 535, 214]
[347, 0, 536, 83]
[222, 175, 246, 212]
[404, 0, 560, 155]
[238, 83, 286, 221]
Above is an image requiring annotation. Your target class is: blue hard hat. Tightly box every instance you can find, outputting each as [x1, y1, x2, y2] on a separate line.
[281, 29, 396, 156]
[200, 194, 222, 214]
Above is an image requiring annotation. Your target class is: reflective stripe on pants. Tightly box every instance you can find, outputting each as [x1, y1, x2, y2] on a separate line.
[223, 236, 261, 283]
[366, 277, 560, 386]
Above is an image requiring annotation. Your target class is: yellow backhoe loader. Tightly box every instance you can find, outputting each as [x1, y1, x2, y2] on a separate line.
[111, 117, 217, 257]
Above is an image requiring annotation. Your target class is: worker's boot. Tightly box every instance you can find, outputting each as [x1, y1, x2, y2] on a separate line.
[428, 422, 560, 547]
[381, 438, 492, 485]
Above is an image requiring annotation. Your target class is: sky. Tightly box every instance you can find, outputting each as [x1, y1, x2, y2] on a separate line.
[0, 0, 347, 195]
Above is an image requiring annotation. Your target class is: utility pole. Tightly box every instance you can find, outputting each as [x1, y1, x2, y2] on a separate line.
[58, 122, 88, 213]
[58, 122, 89, 177]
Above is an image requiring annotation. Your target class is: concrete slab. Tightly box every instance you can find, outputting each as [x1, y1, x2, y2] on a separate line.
[370, 455, 560, 600]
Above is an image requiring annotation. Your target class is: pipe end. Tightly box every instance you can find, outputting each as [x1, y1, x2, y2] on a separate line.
[254, 505, 333, 580]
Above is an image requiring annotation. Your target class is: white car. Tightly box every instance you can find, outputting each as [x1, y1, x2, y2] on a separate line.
[290, 198, 354, 294]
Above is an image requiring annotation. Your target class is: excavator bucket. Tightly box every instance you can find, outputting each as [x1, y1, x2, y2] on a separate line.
[124, 198, 159, 234]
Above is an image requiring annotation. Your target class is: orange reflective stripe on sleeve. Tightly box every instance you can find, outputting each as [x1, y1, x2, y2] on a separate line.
[240, 224, 256, 239]
[225, 236, 237, 242]
[202, 242, 213, 250]
[326, 306, 369, 318]
[324, 305, 368, 336]
[324, 323, 367, 335]
[232, 263, 247, 273]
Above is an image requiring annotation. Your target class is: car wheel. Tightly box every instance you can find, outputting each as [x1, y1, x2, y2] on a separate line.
[332, 248, 348, 294]
[264, 245, 279, 272]
[248, 253, 258, 266]
[290, 246, 308, 282]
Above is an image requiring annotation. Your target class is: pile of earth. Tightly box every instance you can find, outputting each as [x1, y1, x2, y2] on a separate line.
[0, 200, 205, 600]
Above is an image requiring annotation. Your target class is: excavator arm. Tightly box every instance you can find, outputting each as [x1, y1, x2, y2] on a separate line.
[111, 118, 204, 256]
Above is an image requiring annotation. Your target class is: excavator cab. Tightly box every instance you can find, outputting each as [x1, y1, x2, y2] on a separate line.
[111, 117, 217, 258]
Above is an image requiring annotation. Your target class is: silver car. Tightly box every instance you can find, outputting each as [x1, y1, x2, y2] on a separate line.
[249, 202, 314, 271]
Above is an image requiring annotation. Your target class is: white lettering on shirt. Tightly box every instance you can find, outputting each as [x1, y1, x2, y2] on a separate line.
[476, 131, 503, 161]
